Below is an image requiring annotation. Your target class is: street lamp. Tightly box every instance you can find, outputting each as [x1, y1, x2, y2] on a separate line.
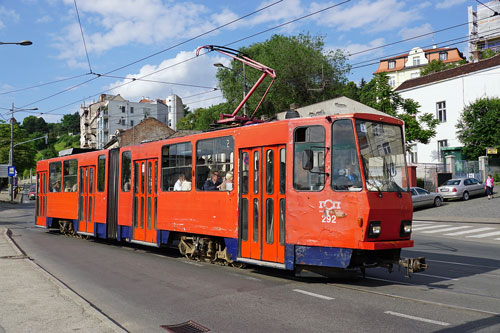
[9, 103, 38, 201]
[214, 62, 247, 116]
[0, 40, 32, 46]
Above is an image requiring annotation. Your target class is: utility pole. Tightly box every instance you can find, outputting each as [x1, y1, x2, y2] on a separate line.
[9, 103, 14, 202]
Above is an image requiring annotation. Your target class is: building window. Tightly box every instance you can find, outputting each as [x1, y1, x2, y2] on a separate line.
[161, 142, 193, 191]
[439, 52, 448, 61]
[130, 107, 134, 114]
[130, 120, 134, 127]
[413, 57, 420, 66]
[388, 76, 396, 87]
[121, 118, 125, 126]
[388, 60, 396, 69]
[438, 140, 448, 161]
[121, 106, 125, 113]
[436, 101, 446, 122]
[410, 151, 417, 164]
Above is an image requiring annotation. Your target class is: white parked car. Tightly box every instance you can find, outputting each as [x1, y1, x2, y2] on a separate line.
[438, 178, 485, 201]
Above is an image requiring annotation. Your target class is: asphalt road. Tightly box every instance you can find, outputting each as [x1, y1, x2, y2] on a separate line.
[2, 201, 500, 332]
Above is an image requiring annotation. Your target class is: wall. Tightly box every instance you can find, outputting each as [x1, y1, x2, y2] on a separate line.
[398, 65, 500, 163]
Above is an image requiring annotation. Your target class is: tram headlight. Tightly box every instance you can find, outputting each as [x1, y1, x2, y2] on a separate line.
[400, 220, 412, 237]
[368, 221, 381, 238]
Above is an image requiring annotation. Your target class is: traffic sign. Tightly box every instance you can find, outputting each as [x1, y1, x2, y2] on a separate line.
[8, 166, 16, 177]
[487, 147, 498, 154]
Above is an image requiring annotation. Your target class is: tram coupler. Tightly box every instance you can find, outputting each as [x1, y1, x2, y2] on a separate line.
[398, 257, 427, 277]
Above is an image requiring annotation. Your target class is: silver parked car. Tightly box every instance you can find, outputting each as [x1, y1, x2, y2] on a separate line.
[410, 187, 443, 209]
[438, 178, 485, 201]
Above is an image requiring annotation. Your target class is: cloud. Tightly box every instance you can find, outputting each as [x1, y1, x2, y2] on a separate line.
[335, 38, 386, 60]
[36, 15, 52, 24]
[436, 0, 468, 9]
[310, 0, 425, 33]
[0, 6, 19, 29]
[105, 49, 227, 110]
[399, 23, 434, 41]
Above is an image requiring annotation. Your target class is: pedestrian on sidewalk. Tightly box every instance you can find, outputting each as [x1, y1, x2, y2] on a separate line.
[485, 174, 494, 200]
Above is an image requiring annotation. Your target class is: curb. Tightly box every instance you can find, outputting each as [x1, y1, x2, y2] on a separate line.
[3, 228, 128, 333]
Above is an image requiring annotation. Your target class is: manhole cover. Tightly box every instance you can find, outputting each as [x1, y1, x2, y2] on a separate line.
[161, 320, 210, 333]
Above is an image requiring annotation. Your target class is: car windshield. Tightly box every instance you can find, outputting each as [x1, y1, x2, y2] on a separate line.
[355, 120, 409, 192]
[443, 180, 461, 186]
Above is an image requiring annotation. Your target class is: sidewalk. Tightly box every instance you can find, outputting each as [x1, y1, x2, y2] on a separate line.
[0, 227, 125, 333]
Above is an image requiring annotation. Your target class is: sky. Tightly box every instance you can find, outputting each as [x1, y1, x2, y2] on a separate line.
[0, 0, 484, 124]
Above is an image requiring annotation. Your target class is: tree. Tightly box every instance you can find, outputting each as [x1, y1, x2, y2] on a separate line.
[22, 116, 48, 134]
[216, 33, 350, 118]
[456, 97, 500, 159]
[360, 73, 439, 150]
[0, 123, 38, 176]
[177, 103, 230, 130]
[60, 112, 80, 134]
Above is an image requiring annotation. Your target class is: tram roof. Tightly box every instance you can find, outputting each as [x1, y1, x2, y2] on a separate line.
[276, 96, 390, 120]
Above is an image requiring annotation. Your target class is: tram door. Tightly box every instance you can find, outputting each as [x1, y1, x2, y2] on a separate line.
[132, 159, 158, 244]
[35, 171, 48, 226]
[239, 145, 286, 263]
[78, 166, 95, 234]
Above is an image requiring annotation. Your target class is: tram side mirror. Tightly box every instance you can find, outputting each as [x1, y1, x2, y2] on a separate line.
[302, 150, 314, 171]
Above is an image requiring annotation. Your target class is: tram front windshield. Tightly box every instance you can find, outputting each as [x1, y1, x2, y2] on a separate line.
[355, 120, 409, 192]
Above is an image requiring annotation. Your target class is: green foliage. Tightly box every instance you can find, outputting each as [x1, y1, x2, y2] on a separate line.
[494, 172, 500, 183]
[60, 112, 80, 134]
[177, 103, 230, 130]
[360, 73, 439, 150]
[419, 59, 458, 76]
[481, 48, 500, 60]
[216, 33, 350, 118]
[53, 134, 80, 152]
[456, 97, 500, 159]
[0, 123, 38, 175]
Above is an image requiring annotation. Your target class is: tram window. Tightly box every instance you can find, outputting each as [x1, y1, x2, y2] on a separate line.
[279, 149, 286, 194]
[63, 159, 78, 192]
[134, 162, 139, 194]
[97, 155, 106, 192]
[266, 150, 274, 194]
[141, 162, 145, 194]
[196, 136, 234, 191]
[161, 142, 192, 192]
[331, 119, 362, 191]
[121, 151, 132, 192]
[241, 152, 249, 195]
[241, 198, 249, 241]
[266, 198, 274, 244]
[293, 126, 325, 191]
[49, 161, 62, 192]
[148, 162, 152, 194]
[89, 168, 94, 194]
[253, 151, 259, 194]
[279, 199, 285, 245]
[253, 199, 259, 243]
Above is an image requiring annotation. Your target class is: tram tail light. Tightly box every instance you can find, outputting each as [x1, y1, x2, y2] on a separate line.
[368, 221, 381, 238]
[400, 220, 412, 237]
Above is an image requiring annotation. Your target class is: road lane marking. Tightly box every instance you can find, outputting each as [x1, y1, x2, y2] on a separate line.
[411, 224, 451, 231]
[426, 259, 500, 270]
[420, 226, 472, 234]
[293, 289, 334, 300]
[182, 260, 203, 267]
[444, 227, 495, 236]
[384, 311, 450, 326]
[466, 230, 500, 238]
[414, 273, 459, 281]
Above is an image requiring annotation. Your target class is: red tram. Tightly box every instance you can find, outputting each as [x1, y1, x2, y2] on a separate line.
[34, 46, 426, 276]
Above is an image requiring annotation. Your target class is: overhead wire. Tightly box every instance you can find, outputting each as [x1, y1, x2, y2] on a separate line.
[14, 0, 284, 112]
[349, 25, 500, 71]
[34, 0, 354, 116]
[74, 0, 93, 74]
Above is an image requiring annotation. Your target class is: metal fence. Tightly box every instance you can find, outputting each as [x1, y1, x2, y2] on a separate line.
[414, 163, 445, 192]
[451, 160, 481, 180]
